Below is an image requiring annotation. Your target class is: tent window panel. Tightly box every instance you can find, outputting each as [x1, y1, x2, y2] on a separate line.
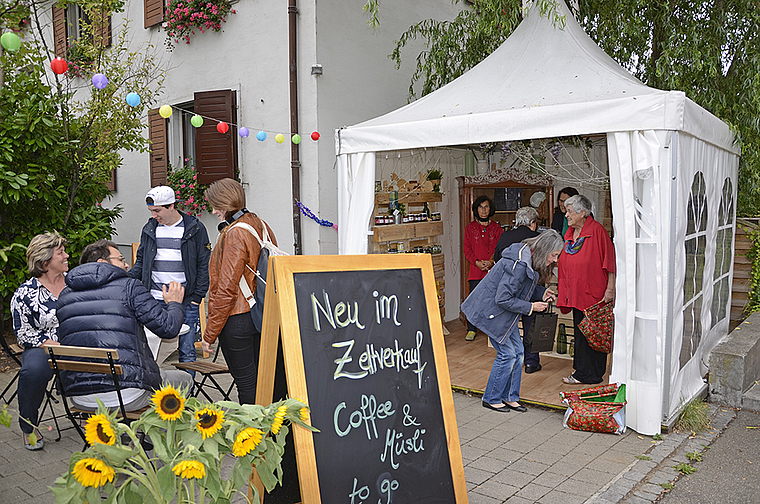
[686, 172, 707, 235]
[684, 236, 706, 301]
[680, 295, 702, 369]
[711, 276, 730, 328]
[718, 178, 734, 226]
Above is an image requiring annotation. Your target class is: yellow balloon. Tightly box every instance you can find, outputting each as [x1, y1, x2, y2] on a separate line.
[275, 133, 285, 144]
[159, 105, 173, 119]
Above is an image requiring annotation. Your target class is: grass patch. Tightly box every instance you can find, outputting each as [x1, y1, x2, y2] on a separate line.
[653, 433, 663, 441]
[674, 398, 710, 433]
[674, 462, 698, 475]
[635, 454, 652, 460]
[659, 482, 675, 490]
[686, 451, 703, 462]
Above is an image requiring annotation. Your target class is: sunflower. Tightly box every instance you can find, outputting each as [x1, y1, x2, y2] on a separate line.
[232, 427, 263, 457]
[72, 457, 115, 488]
[299, 406, 309, 423]
[152, 384, 185, 421]
[172, 460, 206, 479]
[84, 414, 116, 446]
[271, 405, 287, 434]
[195, 407, 225, 439]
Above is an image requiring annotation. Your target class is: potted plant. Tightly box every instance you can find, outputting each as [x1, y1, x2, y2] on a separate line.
[164, 0, 238, 46]
[166, 158, 210, 217]
[52, 386, 314, 504]
[426, 169, 443, 193]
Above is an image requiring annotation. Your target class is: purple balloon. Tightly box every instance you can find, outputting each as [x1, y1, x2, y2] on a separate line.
[239, 127, 250, 138]
[91, 73, 108, 89]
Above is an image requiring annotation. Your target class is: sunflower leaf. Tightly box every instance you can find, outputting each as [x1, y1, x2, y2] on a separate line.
[156, 465, 176, 502]
[50, 484, 79, 504]
[92, 443, 136, 466]
[202, 436, 220, 458]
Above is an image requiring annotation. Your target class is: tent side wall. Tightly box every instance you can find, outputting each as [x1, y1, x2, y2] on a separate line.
[609, 130, 739, 434]
[667, 133, 739, 421]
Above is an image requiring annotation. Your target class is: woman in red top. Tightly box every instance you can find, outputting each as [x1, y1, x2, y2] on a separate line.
[557, 194, 616, 384]
[463, 195, 503, 341]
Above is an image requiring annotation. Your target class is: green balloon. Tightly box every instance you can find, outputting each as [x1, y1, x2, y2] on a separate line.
[190, 115, 204, 128]
[1, 32, 21, 52]
[291, 134, 302, 144]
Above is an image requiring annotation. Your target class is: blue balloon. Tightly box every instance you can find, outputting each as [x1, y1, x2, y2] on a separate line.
[239, 127, 250, 138]
[91, 73, 108, 89]
[256, 131, 267, 141]
[125, 92, 141, 107]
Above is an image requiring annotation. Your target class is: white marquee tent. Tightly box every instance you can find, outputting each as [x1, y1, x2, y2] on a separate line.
[334, 1, 740, 434]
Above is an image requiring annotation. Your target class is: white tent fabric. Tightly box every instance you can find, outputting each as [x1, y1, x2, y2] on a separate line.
[335, 1, 740, 434]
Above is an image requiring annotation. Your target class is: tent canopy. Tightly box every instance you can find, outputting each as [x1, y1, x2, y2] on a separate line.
[335, 1, 740, 435]
[336, 2, 738, 156]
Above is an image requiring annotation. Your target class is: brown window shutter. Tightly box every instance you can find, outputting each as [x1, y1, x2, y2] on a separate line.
[93, 9, 112, 48]
[145, 0, 165, 29]
[194, 90, 238, 185]
[53, 5, 67, 57]
[105, 168, 117, 191]
[149, 109, 168, 186]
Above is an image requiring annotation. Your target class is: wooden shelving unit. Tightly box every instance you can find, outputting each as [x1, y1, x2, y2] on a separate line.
[369, 191, 445, 318]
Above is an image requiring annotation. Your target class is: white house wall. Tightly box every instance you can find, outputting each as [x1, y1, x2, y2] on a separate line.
[36, 0, 463, 252]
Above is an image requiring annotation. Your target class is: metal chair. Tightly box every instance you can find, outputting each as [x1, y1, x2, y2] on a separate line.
[0, 336, 23, 404]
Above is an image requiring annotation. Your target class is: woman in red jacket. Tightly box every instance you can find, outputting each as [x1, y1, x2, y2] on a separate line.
[463, 195, 503, 341]
[557, 194, 616, 384]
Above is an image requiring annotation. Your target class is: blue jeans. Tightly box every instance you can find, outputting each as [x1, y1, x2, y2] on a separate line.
[178, 303, 200, 378]
[17, 347, 54, 434]
[483, 327, 525, 404]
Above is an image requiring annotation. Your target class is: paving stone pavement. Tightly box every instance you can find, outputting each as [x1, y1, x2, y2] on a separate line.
[0, 357, 730, 504]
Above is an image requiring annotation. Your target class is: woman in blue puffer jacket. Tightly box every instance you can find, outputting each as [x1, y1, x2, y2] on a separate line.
[462, 230, 563, 413]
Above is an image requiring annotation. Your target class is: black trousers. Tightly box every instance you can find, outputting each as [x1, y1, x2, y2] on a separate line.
[218, 312, 261, 404]
[467, 279, 482, 332]
[572, 308, 606, 384]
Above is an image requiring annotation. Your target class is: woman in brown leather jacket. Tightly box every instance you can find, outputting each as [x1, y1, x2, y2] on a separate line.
[202, 178, 277, 403]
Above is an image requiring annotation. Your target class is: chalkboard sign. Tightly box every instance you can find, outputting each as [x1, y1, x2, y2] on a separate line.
[255, 254, 467, 504]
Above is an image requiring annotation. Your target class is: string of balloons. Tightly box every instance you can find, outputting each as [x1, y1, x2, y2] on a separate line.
[42, 52, 321, 145]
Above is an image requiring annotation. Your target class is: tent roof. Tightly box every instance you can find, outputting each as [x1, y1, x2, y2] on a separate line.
[337, 1, 738, 155]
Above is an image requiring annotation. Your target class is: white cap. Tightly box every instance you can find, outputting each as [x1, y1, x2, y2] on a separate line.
[146, 186, 176, 206]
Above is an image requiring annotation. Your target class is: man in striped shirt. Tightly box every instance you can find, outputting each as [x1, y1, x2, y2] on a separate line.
[130, 186, 211, 374]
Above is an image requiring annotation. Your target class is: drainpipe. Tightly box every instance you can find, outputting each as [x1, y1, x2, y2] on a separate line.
[288, 0, 303, 255]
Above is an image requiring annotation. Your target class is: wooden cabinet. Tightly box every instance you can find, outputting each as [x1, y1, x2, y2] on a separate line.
[457, 169, 554, 319]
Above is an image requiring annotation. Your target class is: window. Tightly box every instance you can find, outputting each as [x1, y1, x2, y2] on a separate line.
[145, 0, 164, 29]
[149, 89, 238, 186]
[52, 4, 111, 58]
[680, 172, 707, 369]
[711, 178, 734, 327]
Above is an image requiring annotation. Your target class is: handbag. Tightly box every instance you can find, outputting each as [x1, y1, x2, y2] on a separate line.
[578, 301, 614, 353]
[560, 383, 627, 435]
[524, 302, 558, 353]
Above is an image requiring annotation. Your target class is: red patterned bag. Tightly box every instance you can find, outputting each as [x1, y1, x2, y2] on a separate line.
[560, 384, 626, 434]
[578, 301, 614, 353]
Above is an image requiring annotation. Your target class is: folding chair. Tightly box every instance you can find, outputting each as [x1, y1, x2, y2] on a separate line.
[173, 345, 234, 402]
[47, 345, 149, 446]
[172, 302, 234, 401]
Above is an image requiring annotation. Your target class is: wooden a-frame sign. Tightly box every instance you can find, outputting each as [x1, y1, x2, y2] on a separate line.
[252, 254, 468, 504]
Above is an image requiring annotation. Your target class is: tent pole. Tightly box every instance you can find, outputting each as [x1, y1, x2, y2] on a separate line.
[662, 131, 679, 424]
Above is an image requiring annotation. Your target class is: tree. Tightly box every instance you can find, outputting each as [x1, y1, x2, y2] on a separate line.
[0, 0, 166, 333]
[388, 0, 760, 215]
